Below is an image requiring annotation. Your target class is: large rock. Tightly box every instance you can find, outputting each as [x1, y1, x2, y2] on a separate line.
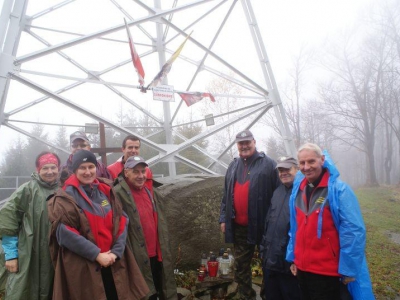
[156, 174, 230, 270]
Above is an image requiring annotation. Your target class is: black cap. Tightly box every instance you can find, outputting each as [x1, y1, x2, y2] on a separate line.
[70, 131, 89, 143]
[72, 150, 97, 172]
[276, 156, 298, 169]
[124, 156, 148, 169]
[235, 130, 254, 142]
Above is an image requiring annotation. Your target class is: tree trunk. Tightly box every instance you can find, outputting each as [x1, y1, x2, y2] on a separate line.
[366, 138, 379, 186]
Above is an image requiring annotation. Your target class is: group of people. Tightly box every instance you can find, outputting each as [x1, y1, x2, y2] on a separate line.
[0, 131, 177, 300]
[219, 130, 375, 300]
[0, 128, 376, 300]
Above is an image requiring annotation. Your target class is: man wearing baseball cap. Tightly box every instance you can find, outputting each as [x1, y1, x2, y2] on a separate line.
[59, 131, 112, 185]
[113, 156, 177, 300]
[219, 129, 279, 300]
[260, 157, 301, 300]
[107, 135, 154, 194]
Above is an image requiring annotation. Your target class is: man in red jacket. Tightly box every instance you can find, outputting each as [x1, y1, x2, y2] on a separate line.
[289, 143, 356, 300]
[107, 135, 153, 192]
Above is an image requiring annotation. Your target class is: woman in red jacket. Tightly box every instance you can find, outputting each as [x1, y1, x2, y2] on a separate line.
[48, 150, 148, 300]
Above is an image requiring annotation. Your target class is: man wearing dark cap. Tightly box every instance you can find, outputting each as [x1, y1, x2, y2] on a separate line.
[260, 157, 301, 300]
[113, 156, 177, 300]
[219, 129, 279, 300]
[60, 131, 111, 185]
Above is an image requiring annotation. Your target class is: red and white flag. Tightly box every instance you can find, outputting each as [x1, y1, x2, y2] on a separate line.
[178, 92, 215, 106]
[124, 18, 145, 86]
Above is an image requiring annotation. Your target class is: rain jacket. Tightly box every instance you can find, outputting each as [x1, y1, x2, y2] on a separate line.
[219, 151, 279, 244]
[286, 151, 375, 300]
[113, 174, 177, 300]
[0, 173, 58, 300]
[48, 176, 149, 300]
[261, 184, 293, 274]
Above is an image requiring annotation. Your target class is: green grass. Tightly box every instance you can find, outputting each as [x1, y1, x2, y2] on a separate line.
[357, 186, 400, 299]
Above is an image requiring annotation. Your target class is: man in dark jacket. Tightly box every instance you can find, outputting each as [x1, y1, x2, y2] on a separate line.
[59, 131, 112, 185]
[261, 156, 301, 300]
[219, 129, 279, 300]
[113, 156, 177, 300]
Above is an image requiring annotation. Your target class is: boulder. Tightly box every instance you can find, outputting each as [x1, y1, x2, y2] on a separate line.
[156, 174, 231, 270]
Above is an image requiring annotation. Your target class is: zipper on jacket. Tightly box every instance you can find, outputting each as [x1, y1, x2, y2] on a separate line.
[302, 186, 317, 268]
[302, 214, 308, 268]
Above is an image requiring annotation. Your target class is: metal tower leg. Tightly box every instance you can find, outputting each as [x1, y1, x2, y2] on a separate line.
[241, 0, 297, 157]
[0, 0, 27, 127]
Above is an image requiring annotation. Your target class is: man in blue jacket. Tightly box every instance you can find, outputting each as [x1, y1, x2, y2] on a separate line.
[261, 156, 301, 300]
[219, 129, 279, 300]
[286, 143, 374, 300]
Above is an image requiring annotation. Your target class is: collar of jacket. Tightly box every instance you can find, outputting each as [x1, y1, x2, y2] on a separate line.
[63, 174, 111, 205]
[235, 150, 264, 163]
[32, 172, 59, 189]
[299, 169, 329, 191]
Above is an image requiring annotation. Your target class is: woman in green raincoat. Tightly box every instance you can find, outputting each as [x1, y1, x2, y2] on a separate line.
[0, 151, 60, 300]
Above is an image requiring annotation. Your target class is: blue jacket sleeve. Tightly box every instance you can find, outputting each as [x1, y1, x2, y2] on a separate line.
[286, 171, 303, 263]
[336, 182, 366, 277]
[1, 235, 18, 260]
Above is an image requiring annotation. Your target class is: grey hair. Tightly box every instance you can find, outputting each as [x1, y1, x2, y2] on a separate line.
[297, 142, 323, 157]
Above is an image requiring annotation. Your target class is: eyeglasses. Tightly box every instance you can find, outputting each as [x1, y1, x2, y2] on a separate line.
[71, 143, 90, 148]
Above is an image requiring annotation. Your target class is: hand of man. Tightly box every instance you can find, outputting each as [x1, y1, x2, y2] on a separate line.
[5, 259, 18, 273]
[342, 276, 356, 285]
[220, 223, 226, 233]
[290, 264, 297, 276]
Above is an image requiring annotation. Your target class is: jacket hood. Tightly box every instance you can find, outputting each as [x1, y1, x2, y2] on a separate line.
[32, 172, 59, 189]
[322, 150, 340, 181]
[63, 173, 100, 189]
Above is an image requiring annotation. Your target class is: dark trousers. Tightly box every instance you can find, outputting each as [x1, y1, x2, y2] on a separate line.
[101, 267, 118, 300]
[262, 269, 302, 300]
[297, 270, 341, 300]
[233, 224, 256, 300]
[148, 256, 165, 300]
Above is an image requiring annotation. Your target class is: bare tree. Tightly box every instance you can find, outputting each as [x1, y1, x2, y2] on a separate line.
[261, 46, 320, 148]
[374, 0, 400, 184]
[319, 31, 388, 186]
[201, 75, 243, 160]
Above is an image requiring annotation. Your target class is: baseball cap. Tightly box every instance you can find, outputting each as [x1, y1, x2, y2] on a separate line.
[70, 131, 89, 143]
[235, 130, 254, 142]
[125, 156, 148, 169]
[276, 156, 298, 169]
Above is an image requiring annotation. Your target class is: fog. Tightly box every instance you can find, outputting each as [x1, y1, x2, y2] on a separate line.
[1, 0, 395, 188]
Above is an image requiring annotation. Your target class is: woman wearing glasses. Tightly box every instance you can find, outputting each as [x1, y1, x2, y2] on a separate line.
[48, 150, 148, 299]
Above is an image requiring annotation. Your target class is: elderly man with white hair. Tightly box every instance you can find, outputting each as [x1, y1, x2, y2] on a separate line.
[286, 143, 375, 300]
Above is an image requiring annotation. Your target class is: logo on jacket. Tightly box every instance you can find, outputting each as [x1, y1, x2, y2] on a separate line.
[316, 196, 325, 204]
[101, 200, 109, 207]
